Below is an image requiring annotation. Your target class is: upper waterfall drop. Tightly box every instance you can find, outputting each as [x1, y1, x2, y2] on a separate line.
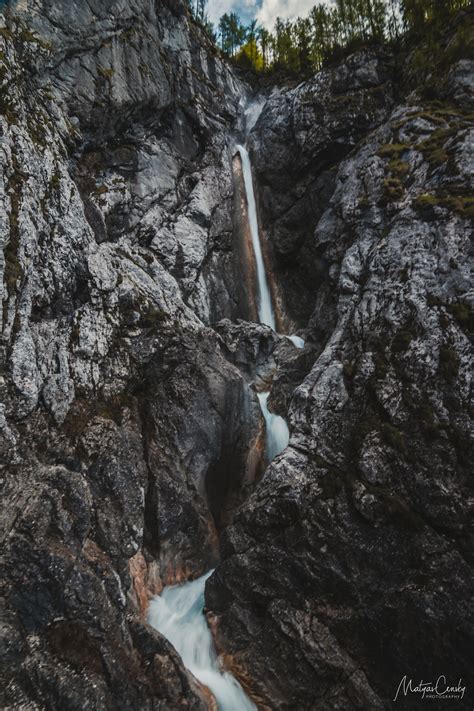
[236, 144, 276, 331]
[243, 97, 266, 133]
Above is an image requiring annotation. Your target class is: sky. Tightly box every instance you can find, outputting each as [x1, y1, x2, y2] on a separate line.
[207, 0, 323, 29]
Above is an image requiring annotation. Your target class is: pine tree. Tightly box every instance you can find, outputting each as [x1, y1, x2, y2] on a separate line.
[258, 27, 272, 69]
[216, 0, 470, 74]
[295, 18, 312, 73]
[247, 20, 259, 64]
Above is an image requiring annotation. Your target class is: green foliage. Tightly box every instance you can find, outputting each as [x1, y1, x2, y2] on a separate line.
[413, 191, 474, 219]
[210, 0, 471, 76]
[418, 126, 457, 166]
[220, 0, 390, 74]
[378, 142, 411, 158]
[388, 159, 410, 176]
[413, 192, 438, 210]
[383, 177, 404, 202]
[187, 0, 215, 42]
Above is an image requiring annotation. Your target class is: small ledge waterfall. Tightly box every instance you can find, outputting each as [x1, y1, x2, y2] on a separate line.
[149, 131, 301, 711]
[257, 391, 290, 461]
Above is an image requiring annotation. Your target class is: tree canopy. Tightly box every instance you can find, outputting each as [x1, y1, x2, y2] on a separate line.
[188, 0, 472, 75]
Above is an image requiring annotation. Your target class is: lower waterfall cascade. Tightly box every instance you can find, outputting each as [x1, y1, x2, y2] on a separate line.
[148, 573, 256, 710]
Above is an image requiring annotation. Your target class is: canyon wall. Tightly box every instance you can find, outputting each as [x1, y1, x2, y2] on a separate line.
[1, 0, 473, 709]
[207, 30, 474, 711]
[0, 1, 262, 707]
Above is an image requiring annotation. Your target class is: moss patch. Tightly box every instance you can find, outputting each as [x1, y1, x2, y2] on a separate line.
[378, 142, 411, 159]
[97, 67, 114, 80]
[438, 343, 460, 380]
[413, 191, 474, 219]
[383, 177, 404, 202]
[388, 159, 410, 177]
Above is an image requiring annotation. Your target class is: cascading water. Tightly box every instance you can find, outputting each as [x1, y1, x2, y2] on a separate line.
[236, 144, 275, 330]
[287, 335, 305, 349]
[148, 128, 302, 711]
[148, 572, 256, 711]
[236, 143, 302, 461]
[257, 391, 289, 461]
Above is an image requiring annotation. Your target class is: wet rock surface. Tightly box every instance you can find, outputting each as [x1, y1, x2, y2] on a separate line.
[248, 50, 395, 328]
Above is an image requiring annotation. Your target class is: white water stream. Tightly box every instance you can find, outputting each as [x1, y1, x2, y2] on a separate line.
[236, 143, 305, 462]
[236, 144, 275, 330]
[148, 572, 256, 710]
[257, 391, 289, 461]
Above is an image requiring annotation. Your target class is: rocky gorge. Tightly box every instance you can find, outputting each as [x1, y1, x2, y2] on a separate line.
[0, 0, 473, 709]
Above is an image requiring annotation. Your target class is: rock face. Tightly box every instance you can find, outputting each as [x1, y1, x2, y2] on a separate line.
[2, 0, 473, 709]
[247, 50, 395, 328]
[0, 1, 262, 707]
[207, 53, 474, 711]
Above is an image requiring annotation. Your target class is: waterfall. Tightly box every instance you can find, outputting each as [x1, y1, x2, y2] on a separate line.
[287, 335, 305, 349]
[257, 391, 289, 461]
[148, 139, 303, 711]
[236, 142, 305, 463]
[236, 144, 276, 330]
[243, 97, 266, 133]
[148, 572, 256, 711]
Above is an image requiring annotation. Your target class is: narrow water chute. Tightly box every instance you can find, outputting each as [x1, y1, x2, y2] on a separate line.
[148, 572, 256, 711]
[257, 391, 289, 461]
[236, 144, 276, 330]
[287, 335, 305, 349]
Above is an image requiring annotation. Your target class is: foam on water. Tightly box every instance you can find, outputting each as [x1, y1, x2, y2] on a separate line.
[287, 335, 305, 349]
[148, 572, 256, 711]
[244, 97, 266, 133]
[257, 391, 290, 461]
